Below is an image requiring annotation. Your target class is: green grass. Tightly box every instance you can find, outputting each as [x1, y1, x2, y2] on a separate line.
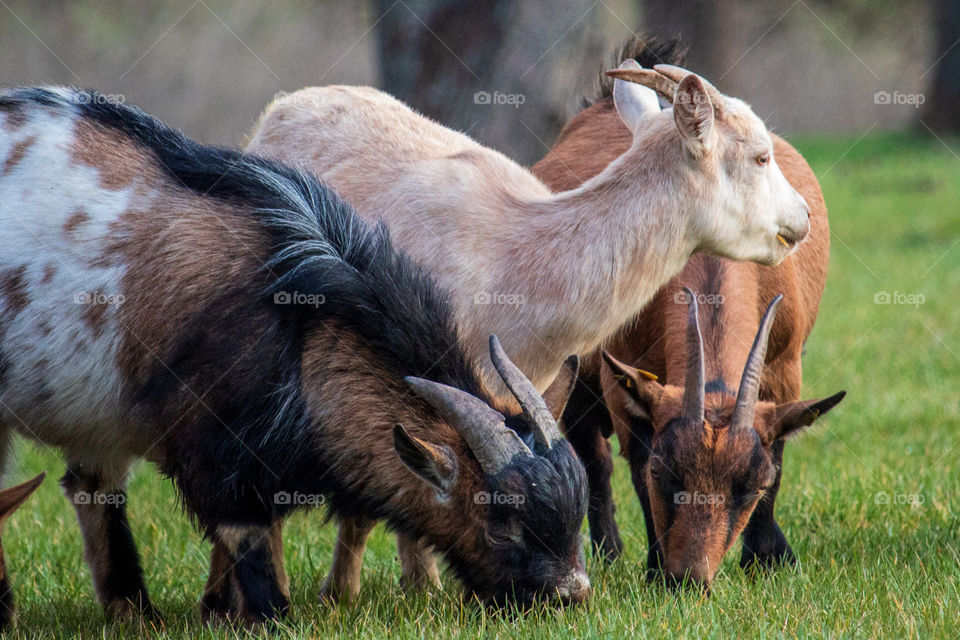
[2, 131, 959, 638]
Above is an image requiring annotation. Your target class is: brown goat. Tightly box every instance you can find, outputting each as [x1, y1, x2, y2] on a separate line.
[531, 43, 843, 588]
[0, 472, 44, 629]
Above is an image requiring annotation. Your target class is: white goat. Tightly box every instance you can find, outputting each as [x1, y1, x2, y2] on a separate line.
[247, 64, 810, 394]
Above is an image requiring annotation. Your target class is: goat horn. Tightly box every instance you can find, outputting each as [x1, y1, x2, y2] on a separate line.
[681, 287, 706, 423]
[605, 68, 677, 102]
[730, 295, 783, 432]
[405, 376, 531, 474]
[488, 335, 563, 449]
[653, 64, 726, 116]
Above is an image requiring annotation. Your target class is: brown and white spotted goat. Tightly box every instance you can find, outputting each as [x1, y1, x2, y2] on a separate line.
[0, 88, 589, 622]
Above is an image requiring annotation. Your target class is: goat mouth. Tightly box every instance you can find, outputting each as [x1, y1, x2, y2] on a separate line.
[776, 232, 799, 249]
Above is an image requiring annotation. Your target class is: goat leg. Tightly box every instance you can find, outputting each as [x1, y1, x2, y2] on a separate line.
[740, 439, 795, 570]
[397, 534, 441, 592]
[319, 516, 374, 604]
[216, 524, 289, 624]
[61, 462, 159, 621]
[561, 376, 623, 560]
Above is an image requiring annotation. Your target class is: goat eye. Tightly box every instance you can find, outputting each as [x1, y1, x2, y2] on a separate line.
[755, 153, 770, 167]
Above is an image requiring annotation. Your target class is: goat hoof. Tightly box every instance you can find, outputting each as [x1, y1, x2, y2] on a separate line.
[740, 538, 796, 572]
[318, 575, 359, 606]
[592, 535, 623, 563]
[400, 568, 442, 593]
[105, 597, 163, 625]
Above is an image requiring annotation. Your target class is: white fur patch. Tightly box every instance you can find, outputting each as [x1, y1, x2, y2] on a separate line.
[0, 107, 147, 463]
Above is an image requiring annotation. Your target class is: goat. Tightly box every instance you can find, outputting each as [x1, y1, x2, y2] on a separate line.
[0, 473, 44, 629]
[246, 65, 810, 396]
[0, 88, 589, 623]
[602, 290, 844, 589]
[531, 40, 842, 588]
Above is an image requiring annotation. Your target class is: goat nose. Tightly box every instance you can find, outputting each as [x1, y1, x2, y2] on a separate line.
[553, 569, 591, 605]
[666, 571, 712, 595]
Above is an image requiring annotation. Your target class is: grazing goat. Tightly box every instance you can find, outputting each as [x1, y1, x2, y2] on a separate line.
[532, 39, 841, 587]
[602, 290, 844, 589]
[0, 473, 44, 629]
[0, 88, 589, 622]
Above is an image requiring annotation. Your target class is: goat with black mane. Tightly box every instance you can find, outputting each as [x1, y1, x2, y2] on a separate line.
[0, 88, 589, 623]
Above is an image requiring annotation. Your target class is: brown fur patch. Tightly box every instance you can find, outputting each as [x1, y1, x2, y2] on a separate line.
[2, 136, 35, 175]
[40, 264, 57, 284]
[70, 120, 140, 191]
[1, 108, 27, 133]
[0, 266, 29, 315]
[81, 295, 109, 340]
[63, 209, 90, 239]
[108, 192, 272, 384]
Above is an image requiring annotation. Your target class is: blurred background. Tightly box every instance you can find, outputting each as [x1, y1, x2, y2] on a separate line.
[0, 0, 955, 164]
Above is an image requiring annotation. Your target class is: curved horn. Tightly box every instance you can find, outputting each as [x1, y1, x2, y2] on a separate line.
[653, 64, 726, 116]
[488, 335, 563, 449]
[730, 295, 783, 432]
[405, 377, 531, 474]
[605, 67, 677, 102]
[681, 287, 705, 423]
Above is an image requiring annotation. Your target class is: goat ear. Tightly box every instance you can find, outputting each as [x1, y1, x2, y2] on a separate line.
[0, 472, 44, 526]
[393, 425, 457, 497]
[601, 351, 663, 422]
[613, 60, 662, 135]
[673, 74, 715, 158]
[765, 391, 846, 444]
[542, 355, 578, 422]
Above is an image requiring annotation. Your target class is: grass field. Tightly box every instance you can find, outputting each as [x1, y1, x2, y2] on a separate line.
[1, 132, 958, 639]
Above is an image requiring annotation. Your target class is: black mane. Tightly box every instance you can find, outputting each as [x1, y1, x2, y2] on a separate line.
[586, 35, 688, 107]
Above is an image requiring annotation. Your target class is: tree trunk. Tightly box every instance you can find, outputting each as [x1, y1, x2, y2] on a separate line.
[922, 0, 960, 132]
[373, 0, 614, 164]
